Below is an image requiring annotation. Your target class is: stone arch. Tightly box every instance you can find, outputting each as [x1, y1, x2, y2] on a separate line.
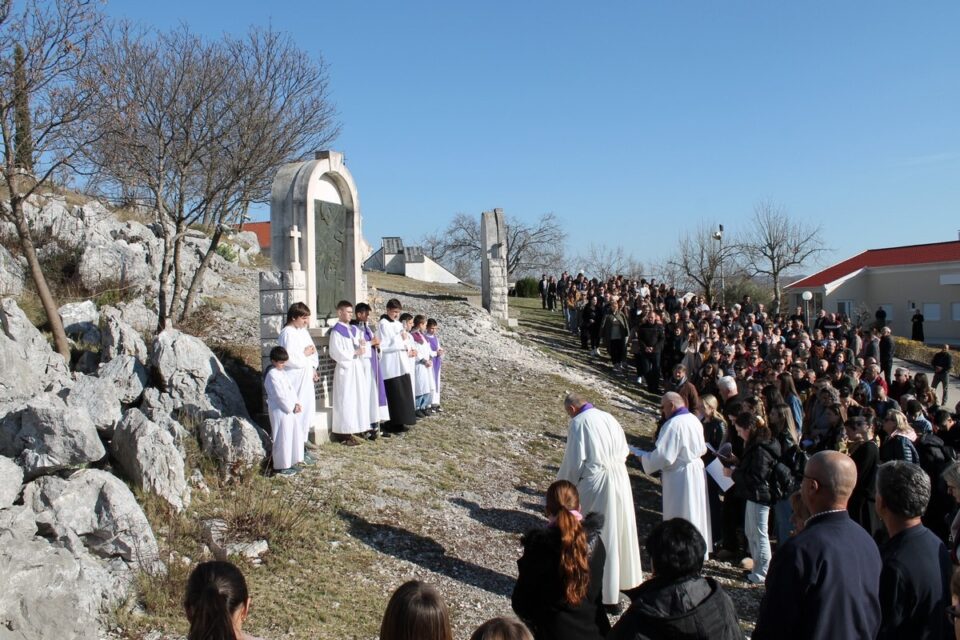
[270, 151, 364, 324]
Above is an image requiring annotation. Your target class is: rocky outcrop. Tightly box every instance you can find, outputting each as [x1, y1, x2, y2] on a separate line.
[151, 329, 250, 421]
[0, 394, 106, 479]
[0, 298, 70, 404]
[99, 306, 148, 364]
[97, 354, 148, 405]
[62, 373, 122, 437]
[0, 244, 24, 296]
[0, 455, 23, 507]
[112, 409, 190, 512]
[23, 469, 160, 570]
[0, 533, 128, 640]
[198, 416, 268, 468]
[58, 300, 101, 346]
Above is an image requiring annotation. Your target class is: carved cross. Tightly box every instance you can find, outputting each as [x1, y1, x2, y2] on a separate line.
[289, 225, 302, 270]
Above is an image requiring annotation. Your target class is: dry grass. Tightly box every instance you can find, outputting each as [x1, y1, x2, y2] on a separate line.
[366, 270, 478, 297]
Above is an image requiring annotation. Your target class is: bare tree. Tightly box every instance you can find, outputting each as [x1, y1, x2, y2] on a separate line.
[668, 221, 735, 305]
[84, 24, 339, 327]
[575, 243, 644, 282]
[423, 211, 566, 280]
[738, 200, 826, 313]
[177, 27, 339, 321]
[0, 0, 102, 361]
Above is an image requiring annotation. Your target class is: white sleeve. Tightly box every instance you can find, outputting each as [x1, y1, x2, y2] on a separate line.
[328, 330, 355, 364]
[557, 420, 585, 483]
[278, 327, 311, 370]
[265, 370, 297, 414]
[379, 323, 405, 354]
[641, 421, 681, 474]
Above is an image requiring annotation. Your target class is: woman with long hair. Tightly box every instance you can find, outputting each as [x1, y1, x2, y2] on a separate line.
[723, 413, 780, 584]
[778, 372, 805, 428]
[380, 580, 453, 640]
[767, 402, 801, 546]
[879, 410, 920, 463]
[184, 561, 262, 640]
[512, 480, 609, 640]
[698, 394, 726, 549]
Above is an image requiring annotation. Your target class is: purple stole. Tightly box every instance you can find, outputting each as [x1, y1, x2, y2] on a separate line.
[332, 323, 356, 340]
[363, 325, 388, 406]
[425, 334, 441, 389]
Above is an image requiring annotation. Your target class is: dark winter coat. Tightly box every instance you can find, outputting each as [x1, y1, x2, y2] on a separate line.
[608, 576, 742, 640]
[731, 438, 781, 506]
[847, 441, 881, 537]
[512, 513, 610, 640]
[880, 434, 919, 464]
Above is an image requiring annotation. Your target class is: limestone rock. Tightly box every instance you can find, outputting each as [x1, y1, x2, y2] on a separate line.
[96, 354, 148, 405]
[0, 455, 23, 507]
[73, 350, 101, 375]
[0, 394, 106, 479]
[99, 306, 148, 364]
[62, 373, 122, 437]
[23, 469, 160, 569]
[198, 416, 268, 468]
[140, 387, 179, 423]
[0, 504, 37, 541]
[112, 409, 190, 512]
[151, 329, 249, 420]
[0, 535, 129, 640]
[59, 300, 101, 345]
[113, 299, 157, 333]
[0, 244, 24, 296]
[0, 298, 70, 404]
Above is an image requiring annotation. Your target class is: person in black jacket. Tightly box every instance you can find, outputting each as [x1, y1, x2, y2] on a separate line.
[608, 518, 742, 640]
[933, 345, 952, 407]
[723, 412, 780, 584]
[844, 416, 882, 539]
[880, 327, 895, 384]
[512, 480, 610, 640]
[876, 461, 952, 640]
[635, 314, 664, 393]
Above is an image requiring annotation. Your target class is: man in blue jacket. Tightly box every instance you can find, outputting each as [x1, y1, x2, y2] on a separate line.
[754, 451, 881, 640]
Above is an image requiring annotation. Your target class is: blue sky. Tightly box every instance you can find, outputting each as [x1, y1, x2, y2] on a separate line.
[103, 1, 960, 272]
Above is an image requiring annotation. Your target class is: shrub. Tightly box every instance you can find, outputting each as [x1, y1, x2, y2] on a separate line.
[514, 276, 540, 298]
[894, 337, 960, 377]
[215, 243, 238, 263]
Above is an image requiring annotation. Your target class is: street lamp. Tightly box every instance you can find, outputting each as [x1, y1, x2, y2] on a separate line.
[802, 291, 813, 330]
[712, 224, 724, 306]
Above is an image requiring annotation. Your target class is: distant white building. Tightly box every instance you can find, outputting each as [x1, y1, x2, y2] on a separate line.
[362, 237, 461, 284]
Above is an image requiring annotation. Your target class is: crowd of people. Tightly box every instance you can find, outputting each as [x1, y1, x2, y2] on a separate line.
[264, 298, 444, 474]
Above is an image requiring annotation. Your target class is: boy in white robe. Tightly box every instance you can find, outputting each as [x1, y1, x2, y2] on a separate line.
[558, 393, 643, 606]
[277, 302, 318, 464]
[353, 303, 387, 439]
[411, 315, 436, 417]
[398, 312, 418, 404]
[264, 346, 304, 476]
[425, 318, 444, 411]
[329, 300, 371, 446]
[377, 299, 418, 432]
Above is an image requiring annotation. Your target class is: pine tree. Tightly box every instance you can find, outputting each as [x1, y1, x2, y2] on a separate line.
[14, 44, 34, 172]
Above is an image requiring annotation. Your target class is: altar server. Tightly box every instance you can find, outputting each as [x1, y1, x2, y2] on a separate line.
[411, 315, 437, 417]
[378, 299, 418, 433]
[278, 302, 318, 463]
[329, 300, 372, 446]
[354, 303, 388, 436]
[425, 318, 444, 411]
[264, 346, 304, 475]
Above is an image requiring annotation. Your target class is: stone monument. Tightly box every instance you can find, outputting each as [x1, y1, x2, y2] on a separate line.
[260, 150, 367, 444]
[480, 208, 513, 325]
[270, 150, 364, 321]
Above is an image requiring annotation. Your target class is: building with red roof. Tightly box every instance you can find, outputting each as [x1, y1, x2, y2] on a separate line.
[242, 221, 272, 253]
[783, 239, 960, 343]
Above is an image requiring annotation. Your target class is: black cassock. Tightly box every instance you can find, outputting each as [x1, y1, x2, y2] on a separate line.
[382, 373, 416, 431]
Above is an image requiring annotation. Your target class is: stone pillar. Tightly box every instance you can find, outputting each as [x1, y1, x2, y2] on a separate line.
[259, 270, 334, 444]
[480, 209, 512, 324]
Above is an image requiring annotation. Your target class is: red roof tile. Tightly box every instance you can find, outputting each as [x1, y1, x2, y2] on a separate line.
[787, 240, 960, 289]
[242, 221, 271, 251]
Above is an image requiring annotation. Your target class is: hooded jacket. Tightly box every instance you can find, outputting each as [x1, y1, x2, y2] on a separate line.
[608, 575, 742, 640]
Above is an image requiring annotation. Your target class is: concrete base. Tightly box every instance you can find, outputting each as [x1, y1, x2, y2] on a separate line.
[309, 409, 333, 445]
[500, 318, 519, 328]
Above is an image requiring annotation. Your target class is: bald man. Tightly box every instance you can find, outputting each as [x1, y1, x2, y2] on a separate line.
[636, 392, 712, 555]
[754, 451, 882, 640]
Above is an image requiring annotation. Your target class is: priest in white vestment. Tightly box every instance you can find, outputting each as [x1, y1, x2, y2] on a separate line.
[557, 393, 643, 606]
[636, 392, 713, 555]
[329, 301, 371, 444]
[277, 303, 318, 452]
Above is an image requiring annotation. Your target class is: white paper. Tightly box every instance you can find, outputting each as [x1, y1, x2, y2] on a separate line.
[628, 445, 645, 458]
[706, 458, 735, 492]
[705, 441, 717, 454]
